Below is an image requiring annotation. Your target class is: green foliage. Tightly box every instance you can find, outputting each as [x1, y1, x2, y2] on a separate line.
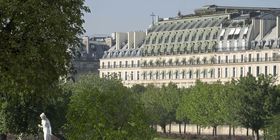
[265, 114, 280, 140]
[140, 83, 180, 133]
[65, 74, 154, 140]
[0, 84, 70, 135]
[177, 81, 226, 127]
[0, 0, 89, 135]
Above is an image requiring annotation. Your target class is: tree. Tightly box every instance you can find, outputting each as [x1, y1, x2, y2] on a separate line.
[265, 114, 280, 140]
[0, 0, 89, 137]
[65, 74, 154, 140]
[235, 74, 280, 140]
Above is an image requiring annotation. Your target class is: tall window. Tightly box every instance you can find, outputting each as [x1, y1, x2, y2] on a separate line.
[131, 61, 134, 67]
[218, 68, 221, 78]
[119, 61, 122, 68]
[248, 66, 252, 74]
[240, 67, 243, 77]
[168, 71, 172, 79]
[249, 54, 252, 62]
[256, 66, 260, 76]
[102, 62, 105, 68]
[218, 56, 221, 64]
[225, 56, 228, 63]
[175, 71, 179, 79]
[273, 65, 277, 76]
[233, 67, 236, 77]
[257, 53, 260, 62]
[265, 53, 268, 61]
[265, 66, 268, 76]
[241, 55, 244, 62]
[137, 60, 140, 67]
[118, 72, 121, 80]
[182, 71, 185, 79]
[125, 72, 128, 80]
[113, 62, 116, 68]
[196, 70, 200, 79]
[137, 71, 139, 80]
[233, 55, 236, 63]
[108, 62, 111, 68]
[225, 68, 228, 78]
[125, 61, 128, 67]
[156, 71, 159, 80]
[189, 71, 192, 79]
[162, 72, 165, 79]
[131, 71, 134, 80]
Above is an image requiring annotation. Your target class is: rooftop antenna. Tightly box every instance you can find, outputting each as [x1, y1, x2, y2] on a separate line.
[150, 12, 156, 25]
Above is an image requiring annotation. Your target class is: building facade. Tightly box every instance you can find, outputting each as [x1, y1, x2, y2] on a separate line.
[100, 5, 280, 87]
[73, 36, 111, 80]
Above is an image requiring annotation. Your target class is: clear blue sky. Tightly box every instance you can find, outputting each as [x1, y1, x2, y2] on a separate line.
[83, 0, 280, 36]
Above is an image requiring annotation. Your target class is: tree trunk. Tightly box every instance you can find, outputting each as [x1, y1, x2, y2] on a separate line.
[169, 122, 171, 134]
[179, 123, 181, 134]
[254, 130, 259, 140]
[184, 122, 186, 134]
[246, 127, 249, 136]
[233, 126, 235, 136]
[212, 126, 215, 136]
[162, 125, 166, 133]
[229, 125, 231, 137]
[0, 134, 7, 140]
[215, 126, 217, 136]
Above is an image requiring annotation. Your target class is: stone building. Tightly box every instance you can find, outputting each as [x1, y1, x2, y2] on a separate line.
[100, 5, 280, 87]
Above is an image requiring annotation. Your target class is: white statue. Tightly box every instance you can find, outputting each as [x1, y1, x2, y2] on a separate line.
[38, 113, 52, 140]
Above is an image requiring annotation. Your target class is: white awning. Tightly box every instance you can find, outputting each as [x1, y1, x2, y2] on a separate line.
[228, 28, 236, 35]
[243, 27, 249, 35]
[220, 29, 225, 37]
[234, 28, 241, 35]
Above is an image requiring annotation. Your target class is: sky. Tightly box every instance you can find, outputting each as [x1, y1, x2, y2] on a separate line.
[83, 0, 280, 36]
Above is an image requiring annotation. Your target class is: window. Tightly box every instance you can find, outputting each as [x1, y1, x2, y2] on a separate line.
[108, 62, 110, 68]
[137, 60, 140, 67]
[143, 72, 147, 80]
[273, 65, 277, 76]
[226, 56, 228, 63]
[218, 56, 221, 64]
[156, 71, 159, 80]
[225, 68, 228, 78]
[119, 61, 122, 68]
[196, 70, 200, 78]
[118, 72, 121, 80]
[189, 71, 192, 79]
[233, 67, 236, 77]
[149, 72, 152, 80]
[131, 61, 134, 67]
[265, 66, 268, 76]
[265, 53, 268, 61]
[203, 70, 207, 78]
[125, 61, 128, 67]
[256, 66, 260, 76]
[125, 72, 128, 80]
[248, 66, 252, 74]
[257, 53, 260, 62]
[162, 72, 165, 79]
[102, 62, 105, 68]
[182, 71, 185, 79]
[249, 54, 252, 62]
[175, 71, 179, 79]
[241, 55, 244, 62]
[218, 68, 221, 78]
[233, 55, 236, 63]
[137, 71, 139, 80]
[210, 70, 214, 78]
[168, 71, 172, 79]
[131, 71, 133, 80]
[240, 67, 243, 77]
[113, 62, 116, 68]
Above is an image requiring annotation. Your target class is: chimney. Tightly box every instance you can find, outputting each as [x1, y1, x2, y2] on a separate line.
[277, 16, 280, 39]
[252, 18, 260, 39]
[260, 18, 264, 39]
